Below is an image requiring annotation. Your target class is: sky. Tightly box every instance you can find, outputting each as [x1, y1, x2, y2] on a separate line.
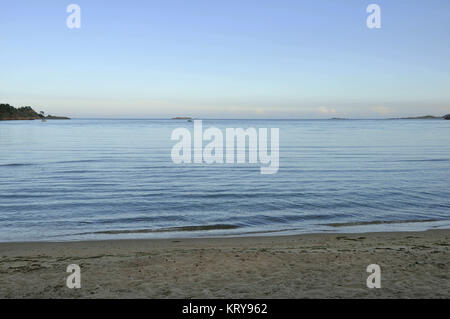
[1, 0, 449, 118]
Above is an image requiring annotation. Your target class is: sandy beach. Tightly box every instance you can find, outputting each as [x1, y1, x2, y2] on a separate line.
[0, 230, 449, 299]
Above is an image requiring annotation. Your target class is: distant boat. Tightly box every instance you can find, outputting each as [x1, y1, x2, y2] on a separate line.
[41, 118, 46, 122]
[187, 119, 193, 122]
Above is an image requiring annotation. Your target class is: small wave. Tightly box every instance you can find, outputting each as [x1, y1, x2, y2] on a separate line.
[324, 219, 442, 227]
[221, 227, 301, 236]
[0, 163, 35, 167]
[79, 224, 239, 235]
[86, 215, 188, 225]
[399, 159, 450, 162]
[53, 170, 93, 174]
[53, 159, 102, 164]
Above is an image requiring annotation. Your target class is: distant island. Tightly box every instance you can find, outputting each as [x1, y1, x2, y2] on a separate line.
[0, 104, 70, 121]
[394, 115, 449, 120]
[172, 116, 192, 120]
[388, 114, 450, 120]
[329, 114, 450, 120]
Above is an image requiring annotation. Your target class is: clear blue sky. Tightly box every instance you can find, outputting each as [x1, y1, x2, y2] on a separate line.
[1, 0, 449, 118]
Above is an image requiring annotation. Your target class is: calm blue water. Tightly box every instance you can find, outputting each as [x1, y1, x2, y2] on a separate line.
[0, 119, 449, 242]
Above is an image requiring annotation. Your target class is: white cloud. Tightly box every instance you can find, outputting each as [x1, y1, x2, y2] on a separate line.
[317, 106, 336, 114]
[370, 106, 391, 115]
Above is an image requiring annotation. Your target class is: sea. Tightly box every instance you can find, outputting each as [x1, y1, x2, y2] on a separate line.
[0, 118, 449, 242]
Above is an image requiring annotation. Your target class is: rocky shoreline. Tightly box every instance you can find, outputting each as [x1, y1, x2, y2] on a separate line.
[0, 104, 70, 121]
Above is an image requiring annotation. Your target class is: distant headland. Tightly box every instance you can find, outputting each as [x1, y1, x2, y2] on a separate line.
[330, 114, 450, 120]
[0, 104, 70, 121]
[393, 114, 450, 120]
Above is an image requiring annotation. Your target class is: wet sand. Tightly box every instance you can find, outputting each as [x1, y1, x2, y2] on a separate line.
[0, 230, 449, 298]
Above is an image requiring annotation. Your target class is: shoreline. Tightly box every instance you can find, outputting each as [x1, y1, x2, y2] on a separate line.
[1, 218, 448, 244]
[1, 227, 448, 245]
[1, 229, 449, 298]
